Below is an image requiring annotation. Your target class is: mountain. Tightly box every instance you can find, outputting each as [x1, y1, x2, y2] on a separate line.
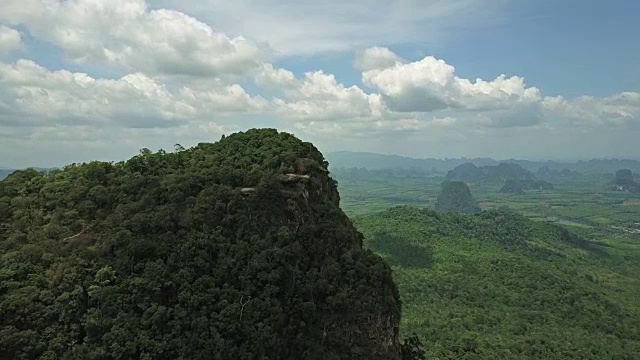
[354, 206, 640, 359]
[499, 180, 525, 194]
[325, 151, 640, 175]
[446, 163, 536, 184]
[325, 152, 497, 173]
[0, 129, 421, 360]
[435, 181, 481, 214]
[613, 169, 640, 193]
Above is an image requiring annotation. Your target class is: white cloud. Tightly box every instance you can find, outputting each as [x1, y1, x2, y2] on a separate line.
[0, 0, 266, 77]
[0, 59, 268, 135]
[150, 0, 508, 57]
[353, 47, 403, 71]
[0, 1, 639, 166]
[0, 25, 22, 53]
[268, 69, 386, 121]
[543, 92, 640, 127]
[361, 50, 542, 116]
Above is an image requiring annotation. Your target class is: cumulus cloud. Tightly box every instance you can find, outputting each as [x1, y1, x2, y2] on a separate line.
[543, 92, 640, 127]
[353, 47, 403, 71]
[267, 69, 387, 121]
[361, 49, 542, 115]
[354, 47, 640, 129]
[0, 25, 22, 53]
[0, 0, 266, 77]
[0, 1, 639, 167]
[0, 59, 267, 135]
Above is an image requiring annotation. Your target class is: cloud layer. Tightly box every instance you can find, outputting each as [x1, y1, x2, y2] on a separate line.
[0, 0, 638, 167]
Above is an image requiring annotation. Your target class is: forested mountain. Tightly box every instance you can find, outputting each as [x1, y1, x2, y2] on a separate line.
[0, 129, 422, 360]
[355, 207, 640, 359]
[435, 181, 481, 214]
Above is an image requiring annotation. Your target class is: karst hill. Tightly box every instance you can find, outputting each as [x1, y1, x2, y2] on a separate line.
[613, 169, 640, 193]
[0, 129, 422, 360]
[435, 181, 481, 214]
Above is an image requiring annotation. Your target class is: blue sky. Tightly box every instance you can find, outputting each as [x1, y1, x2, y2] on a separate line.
[0, 0, 639, 167]
[275, 0, 640, 97]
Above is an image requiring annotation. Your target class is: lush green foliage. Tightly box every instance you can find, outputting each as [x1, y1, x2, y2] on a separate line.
[0, 129, 418, 360]
[355, 206, 640, 359]
[435, 181, 481, 214]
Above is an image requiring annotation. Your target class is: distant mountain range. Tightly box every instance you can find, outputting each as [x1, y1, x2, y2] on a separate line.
[326, 151, 640, 174]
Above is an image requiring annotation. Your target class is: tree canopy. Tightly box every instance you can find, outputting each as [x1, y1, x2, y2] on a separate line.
[0, 129, 422, 359]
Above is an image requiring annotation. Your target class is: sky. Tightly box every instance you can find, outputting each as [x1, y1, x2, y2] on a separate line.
[0, 0, 639, 168]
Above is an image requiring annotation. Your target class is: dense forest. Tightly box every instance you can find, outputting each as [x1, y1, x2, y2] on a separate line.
[3, 129, 640, 359]
[0, 129, 423, 360]
[355, 207, 640, 359]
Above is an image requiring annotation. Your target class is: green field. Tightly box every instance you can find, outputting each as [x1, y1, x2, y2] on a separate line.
[334, 172, 640, 358]
[334, 173, 640, 230]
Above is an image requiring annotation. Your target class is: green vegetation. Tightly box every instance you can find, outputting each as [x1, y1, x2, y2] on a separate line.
[355, 206, 640, 359]
[332, 170, 640, 229]
[0, 129, 424, 360]
[4, 141, 640, 359]
[435, 181, 481, 214]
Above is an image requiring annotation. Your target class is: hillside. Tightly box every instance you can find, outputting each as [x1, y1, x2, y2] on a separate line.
[0, 129, 421, 360]
[354, 207, 640, 359]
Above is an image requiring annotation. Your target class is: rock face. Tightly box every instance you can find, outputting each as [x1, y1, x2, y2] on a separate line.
[614, 169, 640, 193]
[0, 129, 403, 360]
[435, 181, 481, 214]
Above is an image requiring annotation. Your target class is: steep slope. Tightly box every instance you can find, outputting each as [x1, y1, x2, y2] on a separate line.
[354, 207, 640, 359]
[435, 181, 481, 214]
[0, 129, 411, 360]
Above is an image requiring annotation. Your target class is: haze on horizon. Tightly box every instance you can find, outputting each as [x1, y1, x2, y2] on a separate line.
[1, 0, 639, 168]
